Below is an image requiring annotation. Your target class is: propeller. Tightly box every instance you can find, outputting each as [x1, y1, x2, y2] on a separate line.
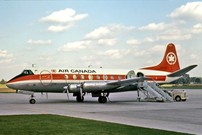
[63, 86, 70, 101]
[106, 92, 111, 102]
[40, 92, 48, 99]
[107, 96, 111, 102]
[79, 86, 83, 98]
[46, 93, 48, 99]
[66, 89, 70, 100]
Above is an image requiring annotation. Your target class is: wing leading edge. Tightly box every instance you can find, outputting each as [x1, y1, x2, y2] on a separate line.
[107, 77, 149, 87]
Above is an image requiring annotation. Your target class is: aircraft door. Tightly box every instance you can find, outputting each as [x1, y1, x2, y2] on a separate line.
[40, 70, 53, 85]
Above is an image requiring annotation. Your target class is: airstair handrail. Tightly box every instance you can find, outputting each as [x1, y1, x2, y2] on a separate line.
[137, 80, 173, 102]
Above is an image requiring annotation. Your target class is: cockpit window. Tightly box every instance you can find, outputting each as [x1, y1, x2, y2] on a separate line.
[22, 70, 34, 75]
[8, 70, 34, 82]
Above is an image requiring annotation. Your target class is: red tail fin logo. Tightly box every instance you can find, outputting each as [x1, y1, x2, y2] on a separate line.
[166, 52, 177, 65]
[142, 43, 180, 72]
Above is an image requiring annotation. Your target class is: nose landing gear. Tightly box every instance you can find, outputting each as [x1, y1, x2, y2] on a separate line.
[29, 94, 36, 104]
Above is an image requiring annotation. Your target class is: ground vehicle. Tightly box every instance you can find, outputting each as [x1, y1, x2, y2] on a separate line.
[164, 89, 187, 102]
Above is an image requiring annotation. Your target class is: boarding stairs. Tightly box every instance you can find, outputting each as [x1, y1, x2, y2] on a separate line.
[138, 81, 173, 102]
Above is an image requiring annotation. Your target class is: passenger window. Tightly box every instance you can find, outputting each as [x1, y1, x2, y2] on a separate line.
[65, 74, 68, 80]
[80, 75, 85, 80]
[103, 75, 108, 80]
[96, 75, 100, 80]
[73, 74, 77, 80]
[88, 74, 93, 80]
[118, 75, 122, 80]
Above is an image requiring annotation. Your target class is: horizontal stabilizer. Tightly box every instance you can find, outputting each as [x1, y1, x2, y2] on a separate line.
[167, 65, 197, 77]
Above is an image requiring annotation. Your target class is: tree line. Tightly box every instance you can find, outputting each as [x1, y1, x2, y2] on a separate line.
[0, 79, 6, 84]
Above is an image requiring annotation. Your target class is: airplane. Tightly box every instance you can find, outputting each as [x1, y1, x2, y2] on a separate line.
[6, 43, 197, 104]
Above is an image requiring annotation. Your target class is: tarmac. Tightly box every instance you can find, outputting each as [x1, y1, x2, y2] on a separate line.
[0, 89, 202, 135]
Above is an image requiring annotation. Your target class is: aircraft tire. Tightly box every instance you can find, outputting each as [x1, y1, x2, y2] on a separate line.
[98, 96, 107, 103]
[29, 99, 36, 104]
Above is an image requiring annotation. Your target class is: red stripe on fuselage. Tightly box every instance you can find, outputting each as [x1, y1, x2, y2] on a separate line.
[7, 75, 39, 83]
[7, 74, 127, 83]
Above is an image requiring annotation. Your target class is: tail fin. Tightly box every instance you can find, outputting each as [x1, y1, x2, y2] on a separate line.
[142, 43, 180, 72]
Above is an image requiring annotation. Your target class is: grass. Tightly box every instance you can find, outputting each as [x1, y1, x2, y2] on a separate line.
[0, 84, 7, 88]
[0, 114, 190, 135]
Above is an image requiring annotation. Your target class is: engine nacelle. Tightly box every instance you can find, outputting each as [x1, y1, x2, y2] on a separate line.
[82, 81, 110, 92]
[68, 84, 81, 93]
[67, 81, 119, 93]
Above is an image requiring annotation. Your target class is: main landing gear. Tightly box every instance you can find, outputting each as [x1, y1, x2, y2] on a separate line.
[76, 95, 107, 103]
[75, 92, 108, 103]
[75, 91, 86, 102]
[76, 95, 84, 102]
[98, 96, 107, 103]
[98, 92, 109, 103]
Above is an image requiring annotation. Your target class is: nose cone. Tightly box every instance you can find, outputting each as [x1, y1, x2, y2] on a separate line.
[6, 79, 18, 90]
[6, 81, 15, 89]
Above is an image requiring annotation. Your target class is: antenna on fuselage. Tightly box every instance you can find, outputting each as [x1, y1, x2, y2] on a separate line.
[32, 64, 36, 68]
[31, 64, 38, 72]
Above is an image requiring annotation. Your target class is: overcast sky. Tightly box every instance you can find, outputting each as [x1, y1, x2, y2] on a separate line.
[0, 0, 202, 80]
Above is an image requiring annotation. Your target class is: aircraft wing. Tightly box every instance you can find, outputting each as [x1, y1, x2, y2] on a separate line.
[107, 77, 149, 86]
[167, 65, 197, 77]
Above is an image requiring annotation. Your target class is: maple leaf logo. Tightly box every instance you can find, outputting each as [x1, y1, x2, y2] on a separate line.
[166, 52, 176, 65]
